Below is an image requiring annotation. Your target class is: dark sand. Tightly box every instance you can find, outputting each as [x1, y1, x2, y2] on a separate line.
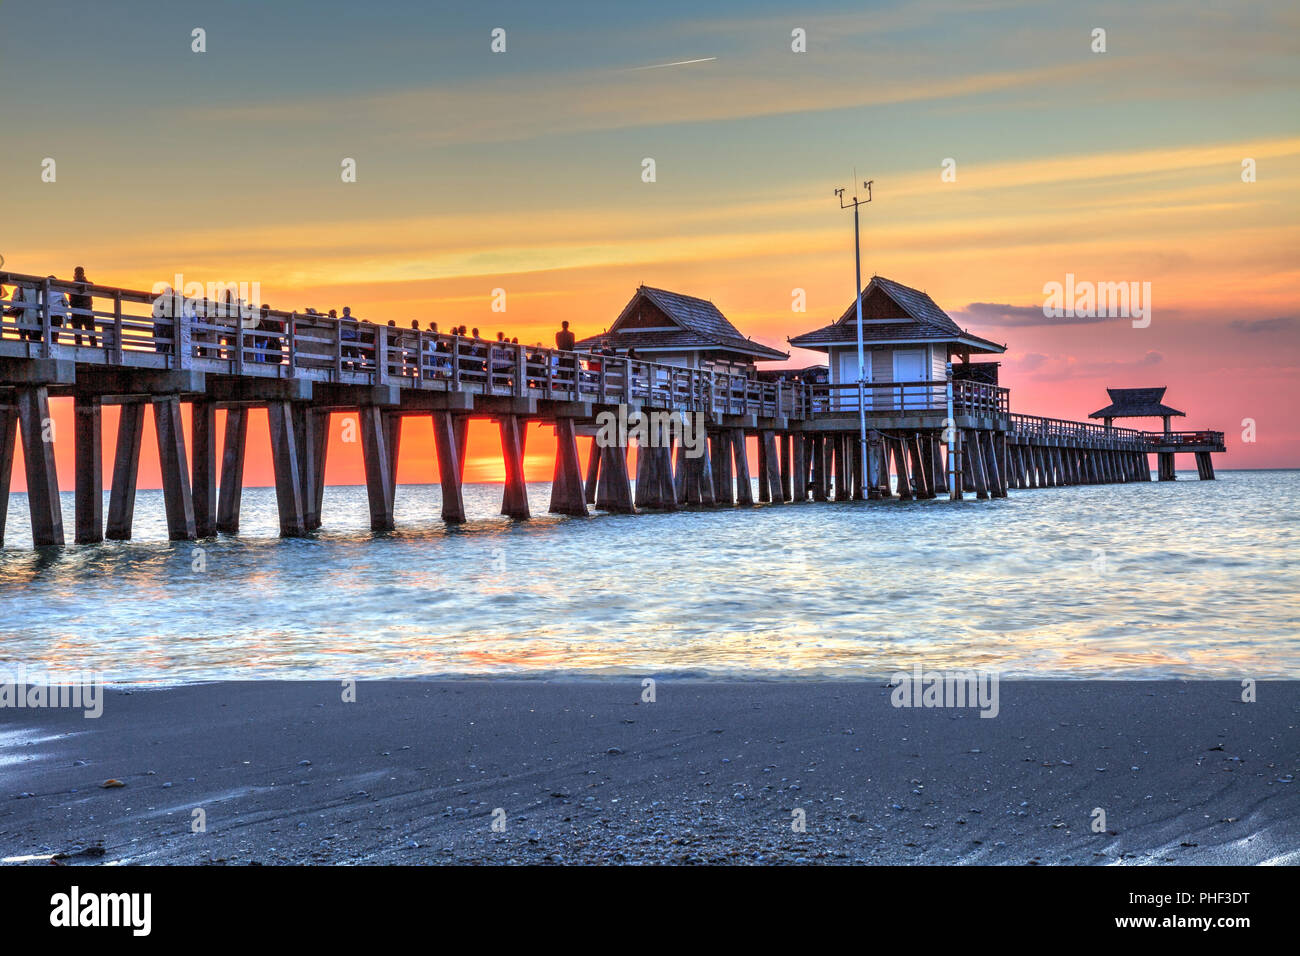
[1, 680, 1295, 865]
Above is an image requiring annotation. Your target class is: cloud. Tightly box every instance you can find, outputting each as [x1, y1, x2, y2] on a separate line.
[1230, 316, 1297, 333]
[1009, 350, 1164, 382]
[955, 302, 1110, 327]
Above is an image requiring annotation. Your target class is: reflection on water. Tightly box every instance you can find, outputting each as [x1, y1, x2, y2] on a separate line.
[1, 471, 1296, 681]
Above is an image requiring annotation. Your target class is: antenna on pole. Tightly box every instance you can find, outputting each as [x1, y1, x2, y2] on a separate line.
[834, 175, 874, 496]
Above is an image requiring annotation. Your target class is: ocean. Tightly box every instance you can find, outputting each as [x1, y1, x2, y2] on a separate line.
[1, 470, 1296, 682]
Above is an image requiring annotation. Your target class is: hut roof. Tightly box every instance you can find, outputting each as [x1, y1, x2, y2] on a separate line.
[1089, 387, 1186, 419]
[576, 285, 787, 362]
[787, 276, 1005, 354]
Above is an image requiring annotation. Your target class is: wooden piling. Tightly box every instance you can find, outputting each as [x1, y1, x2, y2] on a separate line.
[153, 396, 197, 540]
[780, 433, 793, 502]
[191, 400, 217, 538]
[498, 414, 530, 520]
[16, 387, 63, 546]
[791, 434, 807, 501]
[549, 417, 588, 516]
[712, 431, 735, 505]
[732, 429, 754, 505]
[357, 405, 393, 532]
[909, 435, 932, 499]
[584, 434, 601, 504]
[967, 430, 989, 500]
[596, 440, 635, 513]
[216, 406, 248, 534]
[74, 395, 103, 544]
[310, 409, 329, 528]
[432, 410, 467, 523]
[267, 400, 306, 537]
[0, 405, 16, 547]
[106, 401, 146, 540]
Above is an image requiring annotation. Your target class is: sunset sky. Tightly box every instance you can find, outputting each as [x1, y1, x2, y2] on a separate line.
[3, 0, 1297, 489]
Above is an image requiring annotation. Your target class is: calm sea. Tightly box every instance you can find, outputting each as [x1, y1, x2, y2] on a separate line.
[1, 470, 1296, 682]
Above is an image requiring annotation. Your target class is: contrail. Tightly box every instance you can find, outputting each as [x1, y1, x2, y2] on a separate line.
[626, 57, 717, 72]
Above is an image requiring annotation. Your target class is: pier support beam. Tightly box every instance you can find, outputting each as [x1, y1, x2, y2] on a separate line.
[731, 429, 753, 505]
[357, 405, 393, 532]
[432, 411, 466, 523]
[311, 409, 329, 528]
[584, 435, 601, 505]
[191, 400, 217, 538]
[549, 417, 588, 516]
[106, 401, 146, 541]
[780, 433, 793, 502]
[760, 431, 782, 504]
[711, 431, 734, 505]
[498, 414, 530, 520]
[267, 401, 306, 537]
[967, 431, 989, 500]
[1195, 451, 1216, 480]
[909, 435, 932, 499]
[791, 433, 807, 501]
[216, 406, 248, 534]
[74, 395, 103, 544]
[982, 432, 1005, 498]
[596, 440, 635, 513]
[384, 412, 402, 515]
[893, 438, 913, 501]
[16, 388, 63, 546]
[0, 405, 16, 547]
[153, 396, 197, 541]
[292, 405, 321, 532]
[17, 389, 64, 546]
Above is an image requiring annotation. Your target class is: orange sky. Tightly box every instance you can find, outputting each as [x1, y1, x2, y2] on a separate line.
[4, 0, 1297, 490]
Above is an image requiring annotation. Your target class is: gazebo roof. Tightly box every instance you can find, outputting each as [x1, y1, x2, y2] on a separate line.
[1089, 387, 1186, 419]
[576, 285, 787, 362]
[788, 276, 1005, 354]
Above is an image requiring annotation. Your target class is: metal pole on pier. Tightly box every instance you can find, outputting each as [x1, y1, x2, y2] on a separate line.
[836, 178, 873, 487]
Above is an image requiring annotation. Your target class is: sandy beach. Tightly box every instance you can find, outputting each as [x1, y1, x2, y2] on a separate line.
[1, 680, 1295, 866]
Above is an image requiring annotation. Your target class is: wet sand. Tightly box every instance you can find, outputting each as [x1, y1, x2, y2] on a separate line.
[1, 680, 1296, 865]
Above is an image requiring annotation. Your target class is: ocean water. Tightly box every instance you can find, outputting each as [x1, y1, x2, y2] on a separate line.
[1, 470, 1296, 682]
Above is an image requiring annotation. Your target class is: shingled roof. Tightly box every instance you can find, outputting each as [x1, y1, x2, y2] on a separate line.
[788, 276, 1005, 354]
[1089, 387, 1186, 419]
[576, 285, 787, 362]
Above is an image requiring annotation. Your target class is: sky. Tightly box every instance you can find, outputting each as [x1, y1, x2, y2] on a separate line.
[2, 0, 1297, 491]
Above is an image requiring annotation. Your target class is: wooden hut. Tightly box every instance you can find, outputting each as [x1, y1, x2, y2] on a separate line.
[787, 276, 1004, 411]
[1089, 387, 1185, 435]
[575, 285, 786, 374]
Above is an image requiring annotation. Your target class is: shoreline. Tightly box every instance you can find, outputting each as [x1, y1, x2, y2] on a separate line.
[1, 679, 1295, 865]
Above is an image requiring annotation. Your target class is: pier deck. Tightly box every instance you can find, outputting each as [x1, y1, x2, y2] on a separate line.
[0, 271, 1225, 547]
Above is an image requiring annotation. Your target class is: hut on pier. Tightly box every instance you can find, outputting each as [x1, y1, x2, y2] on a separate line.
[1089, 387, 1184, 435]
[787, 276, 1004, 410]
[575, 285, 787, 374]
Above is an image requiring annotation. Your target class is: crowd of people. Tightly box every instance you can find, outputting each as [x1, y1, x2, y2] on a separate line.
[0, 271, 608, 389]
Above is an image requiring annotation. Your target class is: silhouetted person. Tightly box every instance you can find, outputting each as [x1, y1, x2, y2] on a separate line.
[69, 266, 96, 346]
[555, 320, 575, 351]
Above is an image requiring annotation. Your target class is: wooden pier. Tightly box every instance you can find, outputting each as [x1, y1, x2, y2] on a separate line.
[0, 271, 1226, 548]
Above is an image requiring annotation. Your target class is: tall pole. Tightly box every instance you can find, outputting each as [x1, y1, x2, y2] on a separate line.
[837, 179, 873, 490]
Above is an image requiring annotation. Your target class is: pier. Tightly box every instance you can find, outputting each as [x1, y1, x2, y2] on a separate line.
[0, 271, 1226, 548]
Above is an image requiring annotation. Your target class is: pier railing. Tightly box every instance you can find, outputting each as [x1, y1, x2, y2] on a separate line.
[803, 379, 1009, 417]
[0, 272, 799, 419]
[1146, 430, 1226, 448]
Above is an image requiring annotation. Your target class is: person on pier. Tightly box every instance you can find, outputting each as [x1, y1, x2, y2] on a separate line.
[69, 266, 96, 346]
